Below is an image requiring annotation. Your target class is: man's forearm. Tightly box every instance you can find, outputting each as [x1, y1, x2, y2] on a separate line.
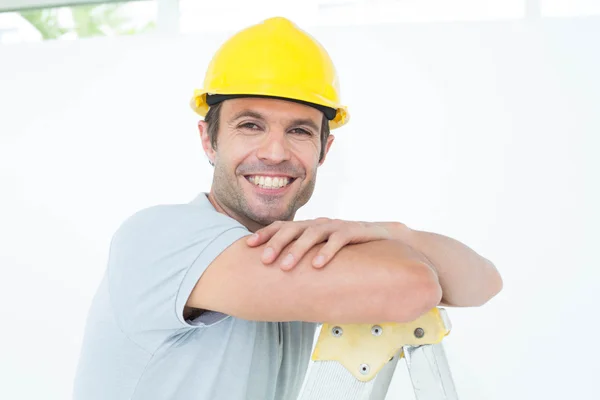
[385, 222, 503, 307]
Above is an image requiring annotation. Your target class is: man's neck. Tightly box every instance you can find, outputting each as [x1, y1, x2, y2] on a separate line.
[206, 191, 265, 233]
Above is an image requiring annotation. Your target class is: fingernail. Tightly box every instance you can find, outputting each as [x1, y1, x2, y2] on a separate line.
[281, 253, 294, 267]
[313, 255, 325, 267]
[263, 247, 274, 261]
[250, 233, 259, 241]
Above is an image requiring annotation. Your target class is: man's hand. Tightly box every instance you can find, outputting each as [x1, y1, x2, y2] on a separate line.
[246, 218, 402, 270]
[246, 218, 503, 306]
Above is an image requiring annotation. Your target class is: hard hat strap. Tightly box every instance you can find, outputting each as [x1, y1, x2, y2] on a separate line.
[206, 94, 337, 121]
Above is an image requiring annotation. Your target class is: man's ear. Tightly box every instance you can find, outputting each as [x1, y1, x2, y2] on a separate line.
[198, 120, 216, 165]
[318, 134, 335, 166]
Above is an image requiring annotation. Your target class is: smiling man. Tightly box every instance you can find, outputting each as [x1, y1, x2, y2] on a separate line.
[73, 17, 502, 400]
[205, 98, 328, 232]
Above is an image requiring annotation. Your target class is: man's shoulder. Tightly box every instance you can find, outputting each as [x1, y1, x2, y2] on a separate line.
[118, 194, 223, 228]
[112, 194, 246, 246]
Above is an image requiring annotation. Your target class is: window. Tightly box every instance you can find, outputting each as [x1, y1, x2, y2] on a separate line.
[2, 0, 596, 43]
[542, 0, 600, 17]
[316, 0, 525, 25]
[0, 0, 157, 44]
[178, 0, 526, 34]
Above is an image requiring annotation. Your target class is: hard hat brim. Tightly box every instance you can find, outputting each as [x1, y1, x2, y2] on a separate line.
[206, 94, 338, 121]
[190, 88, 349, 130]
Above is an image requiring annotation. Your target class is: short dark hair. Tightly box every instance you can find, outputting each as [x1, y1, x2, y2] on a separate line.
[204, 102, 331, 162]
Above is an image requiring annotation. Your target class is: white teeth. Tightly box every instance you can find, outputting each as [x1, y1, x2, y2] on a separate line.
[248, 175, 291, 189]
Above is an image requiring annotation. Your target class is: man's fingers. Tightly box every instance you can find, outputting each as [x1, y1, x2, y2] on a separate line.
[246, 221, 284, 246]
[247, 218, 333, 247]
[249, 219, 385, 269]
[280, 226, 331, 270]
[312, 232, 351, 268]
[261, 225, 304, 264]
[312, 224, 393, 267]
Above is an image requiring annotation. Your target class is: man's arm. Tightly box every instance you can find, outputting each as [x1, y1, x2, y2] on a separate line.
[391, 223, 503, 307]
[247, 219, 503, 308]
[186, 237, 442, 324]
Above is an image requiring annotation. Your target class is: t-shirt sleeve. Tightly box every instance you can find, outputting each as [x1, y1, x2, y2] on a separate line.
[107, 203, 250, 351]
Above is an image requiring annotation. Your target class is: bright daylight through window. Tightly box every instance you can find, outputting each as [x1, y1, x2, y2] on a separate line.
[1, 0, 599, 43]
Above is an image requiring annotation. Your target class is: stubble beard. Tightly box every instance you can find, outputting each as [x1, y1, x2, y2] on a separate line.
[212, 162, 317, 226]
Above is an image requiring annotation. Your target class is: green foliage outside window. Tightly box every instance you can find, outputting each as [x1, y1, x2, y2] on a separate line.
[19, 3, 155, 40]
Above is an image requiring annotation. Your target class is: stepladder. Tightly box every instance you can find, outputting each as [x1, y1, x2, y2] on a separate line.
[297, 308, 458, 400]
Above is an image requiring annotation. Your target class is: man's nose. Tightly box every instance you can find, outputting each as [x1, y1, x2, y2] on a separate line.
[256, 131, 291, 164]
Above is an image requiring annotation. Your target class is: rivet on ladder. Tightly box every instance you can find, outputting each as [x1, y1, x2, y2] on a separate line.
[371, 325, 383, 336]
[331, 326, 343, 337]
[414, 327, 425, 338]
[359, 364, 370, 375]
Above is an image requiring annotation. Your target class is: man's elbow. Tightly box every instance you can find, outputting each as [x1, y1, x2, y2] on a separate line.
[443, 261, 504, 307]
[385, 263, 443, 323]
[475, 266, 503, 306]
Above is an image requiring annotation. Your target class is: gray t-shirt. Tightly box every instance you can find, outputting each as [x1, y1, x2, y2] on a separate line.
[73, 193, 317, 400]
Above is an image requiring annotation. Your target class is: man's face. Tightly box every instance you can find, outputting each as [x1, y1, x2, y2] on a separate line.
[200, 97, 334, 228]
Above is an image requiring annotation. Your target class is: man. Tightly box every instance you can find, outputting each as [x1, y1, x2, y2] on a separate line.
[73, 17, 502, 400]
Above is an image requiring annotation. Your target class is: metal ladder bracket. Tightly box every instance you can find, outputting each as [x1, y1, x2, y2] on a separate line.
[311, 308, 451, 382]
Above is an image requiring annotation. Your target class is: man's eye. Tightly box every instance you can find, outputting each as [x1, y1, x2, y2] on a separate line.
[290, 128, 312, 135]
[240, 123, 261, 130]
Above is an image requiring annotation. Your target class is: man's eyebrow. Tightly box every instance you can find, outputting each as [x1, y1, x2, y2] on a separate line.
[289, 118, 320, 133]
[228, 110, 266, 123]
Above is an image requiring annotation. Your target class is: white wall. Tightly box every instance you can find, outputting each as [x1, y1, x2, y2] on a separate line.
[0, 17, 598, 399]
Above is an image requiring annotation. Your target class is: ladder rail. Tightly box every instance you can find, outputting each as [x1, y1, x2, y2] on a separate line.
[405, 343, 459, 400]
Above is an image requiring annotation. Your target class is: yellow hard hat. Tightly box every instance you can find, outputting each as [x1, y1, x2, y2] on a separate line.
[190, 17, 349, 129]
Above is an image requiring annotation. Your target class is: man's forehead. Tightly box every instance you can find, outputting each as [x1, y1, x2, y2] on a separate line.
[223, 97, 323, 122]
